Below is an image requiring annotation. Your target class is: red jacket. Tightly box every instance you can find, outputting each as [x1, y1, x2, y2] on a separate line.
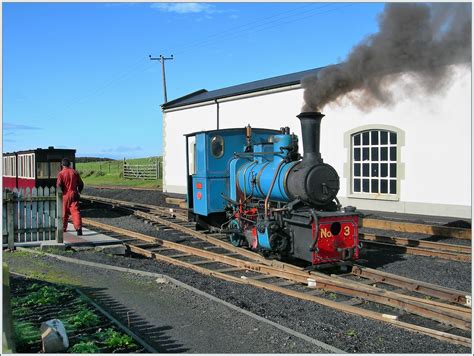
[57, 167, 84, 198]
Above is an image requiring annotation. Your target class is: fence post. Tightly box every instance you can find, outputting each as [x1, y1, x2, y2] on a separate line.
[7, 193, 14, 250]
[56, 190, 63, 243]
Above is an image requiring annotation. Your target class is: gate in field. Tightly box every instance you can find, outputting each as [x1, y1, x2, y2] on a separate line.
[122, 161, 162, 180]
[2, 187, 63, 249]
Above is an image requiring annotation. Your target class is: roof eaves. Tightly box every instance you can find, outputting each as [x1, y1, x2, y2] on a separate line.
[161, 89, 208, 110]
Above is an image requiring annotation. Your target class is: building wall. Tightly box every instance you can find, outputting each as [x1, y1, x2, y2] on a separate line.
[163, 65, 471, 218]
[163, 103, 216, 193]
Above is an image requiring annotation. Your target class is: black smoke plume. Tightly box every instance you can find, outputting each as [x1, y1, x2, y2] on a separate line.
[302, 3, 472, 112]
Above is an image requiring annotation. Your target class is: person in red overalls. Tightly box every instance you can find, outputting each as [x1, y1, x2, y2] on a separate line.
[56, 158, 84, 235]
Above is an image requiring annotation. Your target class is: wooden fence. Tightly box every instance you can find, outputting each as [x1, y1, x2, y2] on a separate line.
[123, 162, 162, 180]
[2, 187, 63, 248]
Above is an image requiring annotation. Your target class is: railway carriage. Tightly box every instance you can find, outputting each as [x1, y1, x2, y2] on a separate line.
[2, 147, 76, 190]
[185, 112, 361, 267]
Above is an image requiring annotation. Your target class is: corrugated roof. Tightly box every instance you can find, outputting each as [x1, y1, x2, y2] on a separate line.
[162, 65, 330, 110]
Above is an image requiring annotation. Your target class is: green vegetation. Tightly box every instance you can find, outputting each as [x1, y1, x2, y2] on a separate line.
[76, 156, 162, 188]
[13, 285, 69, 307]
[346, 329, 358, 337]
[97, 328, 136, 349]
[70, 341, 101, 353]
[13, 321, 41, 346]
[65, 308, 101, 330]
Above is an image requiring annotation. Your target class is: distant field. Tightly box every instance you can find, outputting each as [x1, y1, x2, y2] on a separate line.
[76, 157, 162, 188]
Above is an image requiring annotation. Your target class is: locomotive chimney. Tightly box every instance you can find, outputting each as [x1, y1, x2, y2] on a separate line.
[297, 112, 324, 164]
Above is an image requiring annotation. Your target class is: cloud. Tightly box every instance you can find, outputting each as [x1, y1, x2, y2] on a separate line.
[150, 3, 216, 14]
[4, 122, 42, 131]
[101, 145, 142, 153]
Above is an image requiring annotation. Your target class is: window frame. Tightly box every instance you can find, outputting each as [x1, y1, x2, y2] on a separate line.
[344, 125, 405, 201]
[17, 153, 35, 179]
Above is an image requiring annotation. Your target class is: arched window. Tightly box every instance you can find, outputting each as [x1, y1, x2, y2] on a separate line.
[352, 129, 398, 196]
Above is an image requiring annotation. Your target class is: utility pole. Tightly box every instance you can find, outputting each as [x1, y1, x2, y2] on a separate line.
[149, 54, 174, 103]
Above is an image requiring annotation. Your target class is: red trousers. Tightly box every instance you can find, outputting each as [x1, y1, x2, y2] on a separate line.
[63, 193, 82, 231]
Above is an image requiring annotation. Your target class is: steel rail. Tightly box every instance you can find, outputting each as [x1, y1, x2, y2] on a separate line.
[361, 218, 471, 240]
[361, 238, 471, 262]
[81, 194, 187, 220]
[351, 265, 472, 307]
[82, 218, 471, 332]
[360, 233, 471, 254]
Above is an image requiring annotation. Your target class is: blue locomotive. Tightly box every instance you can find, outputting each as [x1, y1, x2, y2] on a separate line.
[185, 112, 360, 266]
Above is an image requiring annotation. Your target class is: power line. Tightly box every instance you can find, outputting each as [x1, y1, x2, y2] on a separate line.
[172, 3, 335, 56]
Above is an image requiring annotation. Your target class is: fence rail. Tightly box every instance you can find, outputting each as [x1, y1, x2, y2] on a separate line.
[122, 162, 162, 180]
[2, 187, 63, 248]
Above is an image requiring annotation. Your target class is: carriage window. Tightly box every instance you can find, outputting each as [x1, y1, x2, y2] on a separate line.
[37, 162, 49, 178]
[50, 162, 62, 177]
[352, 129, 398, 195]
[3, 156, 16, 177]
[210, 135, 224, 158]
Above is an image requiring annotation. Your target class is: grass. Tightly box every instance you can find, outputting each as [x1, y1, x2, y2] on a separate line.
[76, 156, 162, 188]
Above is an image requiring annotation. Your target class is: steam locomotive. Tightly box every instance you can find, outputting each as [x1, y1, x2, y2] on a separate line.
[185, 112, 360, 266]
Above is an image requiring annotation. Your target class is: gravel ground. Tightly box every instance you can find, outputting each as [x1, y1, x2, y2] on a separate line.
[82, 187, 178, 208]
[76, 205, 471, 353]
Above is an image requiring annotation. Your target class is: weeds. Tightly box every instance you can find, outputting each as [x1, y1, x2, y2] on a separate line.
[15, 285, 68, 306]
[13, 321, 40, 346]
[346, 329, 357, 337]
[97, 328, 136, 348]
[65, 308, 100, 331]
[70, 341, 101, 353]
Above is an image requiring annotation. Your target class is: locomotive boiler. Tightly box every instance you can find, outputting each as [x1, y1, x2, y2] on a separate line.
[185, 112, 360, 266]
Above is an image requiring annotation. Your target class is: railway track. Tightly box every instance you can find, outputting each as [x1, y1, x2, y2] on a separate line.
[81, 194, 472, 262]
[80, 196, 471, 347]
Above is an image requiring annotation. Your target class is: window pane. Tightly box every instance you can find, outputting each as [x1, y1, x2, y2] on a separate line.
[371, 131, 378, 145]
[362, 179, 370, 192]
[362, 148, 369, 161]
[371, 179, 379, 193]
[390, 163, 397, 178]
[390, 180, 397, 194]
[381, 179, 388, 193]
[37, 162, 48, 179]
[390, 147, 396, 161]
[362, 132, 369, 145]
[381, 131, 388, 144]
[363, 163, 369, 177]
[381, 147, 388, 161]
[371, 147, 378, 161]
[50, 162, 61, 177]
[381, 163, 388, 177]
[354, 179, 361, 192]
[211, 135, 224, 158]
[354, 164, 361, 177]
[371, 163, 379, 177]
[354, 148, 361, 161]
[353, 134, 361, 146]
[390, 132, 397, 144]
[354, 134, 360, 146]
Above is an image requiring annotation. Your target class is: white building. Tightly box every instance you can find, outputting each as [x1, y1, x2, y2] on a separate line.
[162, 64, 471, 219]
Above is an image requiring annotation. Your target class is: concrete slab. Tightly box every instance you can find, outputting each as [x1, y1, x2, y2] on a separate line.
[63, 223, 122, 247]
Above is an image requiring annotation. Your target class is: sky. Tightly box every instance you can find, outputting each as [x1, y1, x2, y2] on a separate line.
[3, 2, 385, 159]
